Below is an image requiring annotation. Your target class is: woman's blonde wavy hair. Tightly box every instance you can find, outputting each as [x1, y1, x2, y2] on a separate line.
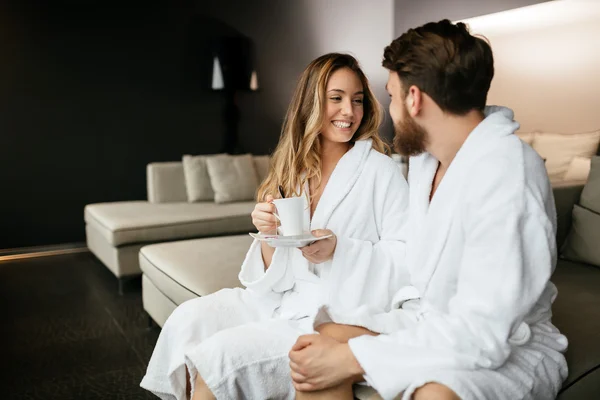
[257, 53, 388, 203]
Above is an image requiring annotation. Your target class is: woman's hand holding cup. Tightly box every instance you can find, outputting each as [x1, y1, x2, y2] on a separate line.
[251, 195, 278, 234]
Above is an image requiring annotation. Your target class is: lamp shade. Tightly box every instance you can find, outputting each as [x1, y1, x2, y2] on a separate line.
[249, 70, 259, 91]
[211, 57, 224, 90]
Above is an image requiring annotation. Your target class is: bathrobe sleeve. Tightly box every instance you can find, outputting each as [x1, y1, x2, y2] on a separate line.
[318, 165, 412, 333]
[238, 241, 295, 295]
[348, 158, 557, 399]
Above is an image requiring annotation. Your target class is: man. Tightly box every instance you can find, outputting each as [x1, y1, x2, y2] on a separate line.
[289, 19, 568, 400]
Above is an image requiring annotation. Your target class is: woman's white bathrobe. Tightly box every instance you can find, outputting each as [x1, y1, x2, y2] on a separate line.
[321, 107, 569, 400]
[140, 139, 411, 400]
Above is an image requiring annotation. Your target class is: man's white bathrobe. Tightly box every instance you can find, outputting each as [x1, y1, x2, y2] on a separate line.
[140, 139, 411, 400]
[320, 107, 569, 400]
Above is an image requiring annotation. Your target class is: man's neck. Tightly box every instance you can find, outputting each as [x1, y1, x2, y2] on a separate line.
[426, 109, 484, 169]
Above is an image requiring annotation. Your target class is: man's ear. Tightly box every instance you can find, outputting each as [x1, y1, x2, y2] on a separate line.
[407, 85, 422, 117]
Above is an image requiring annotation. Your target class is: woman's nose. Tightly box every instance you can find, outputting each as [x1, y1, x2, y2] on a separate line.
[341, 99, 353, 116]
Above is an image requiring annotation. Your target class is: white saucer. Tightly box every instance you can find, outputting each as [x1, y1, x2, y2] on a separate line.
[249, 232, 333, 248]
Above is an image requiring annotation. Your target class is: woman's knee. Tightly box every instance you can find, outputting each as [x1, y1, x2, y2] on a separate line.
[412, 382, 460, 400]
[163, 297, 205, 329]
[166, 290, 236, 328]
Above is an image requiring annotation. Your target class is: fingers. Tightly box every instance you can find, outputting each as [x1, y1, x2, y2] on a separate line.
[290, 371, 307, 383]
[300, 244, 319, 256]
[255, 202, 276, 213]
[252, 210, 277, 223]
[293, 382, 317, 392]
[289, 360, 308, 383]
[252, 200, 278, 233]
[311, 229, 333, 238]
[291, 334, 316, 351]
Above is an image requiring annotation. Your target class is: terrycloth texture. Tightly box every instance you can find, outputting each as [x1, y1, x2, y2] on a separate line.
[239, 139, 411, 329]
[140, 288, 305, 400]
[182, 154, 216, 202]
[188, 318, 308, 400]
[341, 107, 568, 400]
[147, 162, 188, 204]
[141, 139, 410, 399]
[206, 154, 259, 203]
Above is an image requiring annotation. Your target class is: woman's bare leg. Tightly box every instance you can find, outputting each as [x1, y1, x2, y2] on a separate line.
[412, 382, 460, 400]
[294, 380, 354, 400]
[190, 373, 216, 400]
[185, 368, 192, 399]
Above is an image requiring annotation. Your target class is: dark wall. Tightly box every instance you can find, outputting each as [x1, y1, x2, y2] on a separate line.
[1, 0, 395, 249]
[394, 0, 553, 37]
[4, 0, 551, 249]
[202, 0, 396, 154]
[0, 2, 260, 248]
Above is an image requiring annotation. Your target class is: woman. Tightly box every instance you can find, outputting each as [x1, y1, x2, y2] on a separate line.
[141, 53, 411, 400]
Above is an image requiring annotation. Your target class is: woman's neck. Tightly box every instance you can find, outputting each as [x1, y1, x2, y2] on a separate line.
[319, 137, 351, 167]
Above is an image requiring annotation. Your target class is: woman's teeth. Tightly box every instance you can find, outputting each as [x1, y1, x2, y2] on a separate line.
[333, 121, 351, 128]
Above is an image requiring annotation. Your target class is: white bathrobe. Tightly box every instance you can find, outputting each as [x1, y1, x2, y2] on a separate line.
[141, 139, 411, 400]
[325, 107, 569, 400]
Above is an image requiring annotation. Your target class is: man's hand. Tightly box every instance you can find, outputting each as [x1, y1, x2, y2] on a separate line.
[299, 229, 336, 264]
[317, 322, 379, 344]
[288, 334, 364, 392]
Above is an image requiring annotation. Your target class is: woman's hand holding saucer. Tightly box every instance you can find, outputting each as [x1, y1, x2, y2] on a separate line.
[251, 195, 278, 234]
[300, 229, 336, 264]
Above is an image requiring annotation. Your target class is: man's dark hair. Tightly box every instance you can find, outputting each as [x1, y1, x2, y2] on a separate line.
[383, 19, 494, 115]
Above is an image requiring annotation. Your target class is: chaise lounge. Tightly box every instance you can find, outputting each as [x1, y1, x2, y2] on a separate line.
[85, 155, 269, 290]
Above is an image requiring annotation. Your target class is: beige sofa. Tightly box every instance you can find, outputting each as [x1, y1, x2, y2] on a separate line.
[85, 159, 264, 291]
[140, 181, 598, 400]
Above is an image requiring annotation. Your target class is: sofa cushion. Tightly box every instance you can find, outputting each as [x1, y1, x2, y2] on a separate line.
[147, 162, 188, 203]
[580, 156, 600, 212]
[563, 157, 592, 182]
[139, 235, 253, 305]
[206, 154, 259, 203]
[561, 205, 600, 267]
[552, 259, 600, 390]
[182, 154, 217, 202]
[253, 155, 270, 184]
[84, 201, 255, 246]
[561, 156, 600, 267]
[554, 183, 586, 249]
[516, 131, 535, 145]
[533, 131, 600, 182]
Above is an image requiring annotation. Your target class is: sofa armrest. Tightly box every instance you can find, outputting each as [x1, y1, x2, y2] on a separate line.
[147, 162, 188, 203]
[553, 181, 585, 249]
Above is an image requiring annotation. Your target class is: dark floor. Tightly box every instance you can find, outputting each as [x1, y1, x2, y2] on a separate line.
[0, 252, 160, 400]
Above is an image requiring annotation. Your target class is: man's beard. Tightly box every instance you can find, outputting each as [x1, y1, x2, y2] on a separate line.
[393, 108, 428, 157]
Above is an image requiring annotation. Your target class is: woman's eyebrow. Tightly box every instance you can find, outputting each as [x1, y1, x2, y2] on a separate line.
[327, 89, 364, 95]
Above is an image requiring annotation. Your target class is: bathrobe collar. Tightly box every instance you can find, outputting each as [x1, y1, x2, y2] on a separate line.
[409, 106, 520, 293]
[310, 139, 372, 230]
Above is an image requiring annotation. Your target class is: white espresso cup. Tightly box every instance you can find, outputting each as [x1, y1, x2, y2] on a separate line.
[272, 197, 304, 236]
